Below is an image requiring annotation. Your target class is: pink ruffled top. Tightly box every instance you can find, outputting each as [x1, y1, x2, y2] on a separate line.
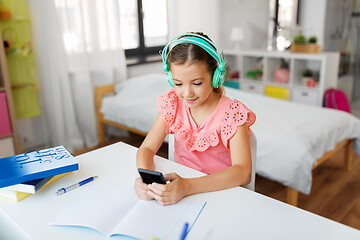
[157, 89, 256, 174]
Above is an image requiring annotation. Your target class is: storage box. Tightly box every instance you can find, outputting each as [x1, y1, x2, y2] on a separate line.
[292, 89, 318, 106]
[241, 81, 264, 94]
[223, 79, 240, 89]
[265, 86, 289, 100]
[0, 92, 12, 136]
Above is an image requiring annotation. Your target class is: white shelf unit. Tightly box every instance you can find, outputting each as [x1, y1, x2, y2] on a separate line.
[224, 49, 340, 106]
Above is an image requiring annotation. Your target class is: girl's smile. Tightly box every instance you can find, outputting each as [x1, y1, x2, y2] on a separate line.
[185, 98, 198, 104]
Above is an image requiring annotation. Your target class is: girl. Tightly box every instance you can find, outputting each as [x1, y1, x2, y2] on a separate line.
[134, 32, 256, 205]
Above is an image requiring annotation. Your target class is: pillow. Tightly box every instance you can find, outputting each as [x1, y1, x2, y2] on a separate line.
[115, 73, 168, 94]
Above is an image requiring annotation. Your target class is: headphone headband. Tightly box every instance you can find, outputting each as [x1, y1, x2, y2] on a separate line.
[161, 33, 227, 88]
[161, 33, 225, 64]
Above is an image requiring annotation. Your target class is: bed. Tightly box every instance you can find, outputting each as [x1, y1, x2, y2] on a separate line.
[95, 73, 360, 206]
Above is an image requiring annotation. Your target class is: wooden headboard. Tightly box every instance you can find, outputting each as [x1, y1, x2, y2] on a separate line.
[94, 83, 148, 145]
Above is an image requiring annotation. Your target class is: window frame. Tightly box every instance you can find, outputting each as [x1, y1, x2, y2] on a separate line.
[274, 0, 301, 30]
[124, 0, 167, 62]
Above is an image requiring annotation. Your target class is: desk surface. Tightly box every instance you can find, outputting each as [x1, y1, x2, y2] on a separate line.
[1, 142, 359, 240]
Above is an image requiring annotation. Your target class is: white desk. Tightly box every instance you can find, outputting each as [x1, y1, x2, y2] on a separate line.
[1, 142, 359, 240]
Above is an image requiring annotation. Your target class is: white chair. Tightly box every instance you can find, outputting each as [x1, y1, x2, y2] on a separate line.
[167, 130, 257, 191]
[244, 130, 256, 191]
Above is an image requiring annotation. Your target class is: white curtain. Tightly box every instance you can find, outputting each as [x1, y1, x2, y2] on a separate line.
[27, 0, 127, 151]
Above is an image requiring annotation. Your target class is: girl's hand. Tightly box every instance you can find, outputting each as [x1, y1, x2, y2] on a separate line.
[134, 177, 154, 201]
[147, 173, 189, 206]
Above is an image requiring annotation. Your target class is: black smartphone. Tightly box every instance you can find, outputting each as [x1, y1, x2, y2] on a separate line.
[138, 168, 166, 184]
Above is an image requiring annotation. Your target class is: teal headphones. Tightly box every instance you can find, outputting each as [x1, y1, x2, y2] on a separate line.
[161, 33, 227, 88]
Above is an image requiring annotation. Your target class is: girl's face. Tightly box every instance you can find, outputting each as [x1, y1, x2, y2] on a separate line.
[170, 61, 217, 110]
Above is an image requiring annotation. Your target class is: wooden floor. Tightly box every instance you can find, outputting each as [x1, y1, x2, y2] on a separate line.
[74, 133, 360, 231]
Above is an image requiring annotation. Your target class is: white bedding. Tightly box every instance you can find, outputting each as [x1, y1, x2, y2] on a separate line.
[101, 73, 360, 194]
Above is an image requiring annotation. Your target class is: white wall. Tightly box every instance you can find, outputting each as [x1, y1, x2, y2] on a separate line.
[323, 0, 344, 51]
[168, 0, 270, 50]
[218, 0, 269, 50]
[167, 0, 220, 43]
[299, 0, 327, 47]
[323, 0, 360, 51]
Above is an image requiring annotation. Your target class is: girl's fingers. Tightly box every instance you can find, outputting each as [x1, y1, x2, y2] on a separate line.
[134, 177, 154, 200]
[148, 183, 170, 196]
[149, 191, 172, 205]
[164, 172, 179, 181]
[145, 175, 185, 205]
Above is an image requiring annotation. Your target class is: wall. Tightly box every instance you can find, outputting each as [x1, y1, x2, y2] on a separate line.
[323, 0, 345, 51]
[168, 0, 269, 50]
[218, 0, 269, 50]
[167, 0, 220, 43]
[299, 0, 327, 47]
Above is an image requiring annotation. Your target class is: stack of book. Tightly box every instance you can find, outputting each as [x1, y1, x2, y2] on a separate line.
[0, 146, 79, 202]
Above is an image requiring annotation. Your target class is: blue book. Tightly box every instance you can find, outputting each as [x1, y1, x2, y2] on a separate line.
[0, 146, 79, 188]
[0, 176, 53, 194]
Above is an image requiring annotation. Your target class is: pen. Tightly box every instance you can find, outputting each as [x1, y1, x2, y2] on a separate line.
[56, 176, 98, 196]
[180, 222, 189, 240]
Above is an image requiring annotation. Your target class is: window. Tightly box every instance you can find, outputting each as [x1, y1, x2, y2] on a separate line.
[268, 0, 300, 51]
[55, 0, 124, 54]
[54, 0, 168, 62]
[119, 0, 168, 60]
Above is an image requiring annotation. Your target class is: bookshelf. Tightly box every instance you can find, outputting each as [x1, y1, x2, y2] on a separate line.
[224, 49, 340, 106]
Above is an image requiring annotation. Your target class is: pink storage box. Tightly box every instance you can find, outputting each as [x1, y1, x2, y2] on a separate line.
[0, 92, 12, 136]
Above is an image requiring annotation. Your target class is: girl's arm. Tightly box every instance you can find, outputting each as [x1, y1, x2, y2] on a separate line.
[148, 123, 252, 205]
[136, 113, 167, 169]
[134, 113, 167, 200]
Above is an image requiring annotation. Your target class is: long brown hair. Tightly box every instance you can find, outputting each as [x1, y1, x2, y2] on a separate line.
[168, 32, 225, 95]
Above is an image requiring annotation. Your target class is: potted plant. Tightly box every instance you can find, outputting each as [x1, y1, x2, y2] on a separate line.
[308, 36, 317, 44]
[246, 69, 263, 80]
[293, 34, 307, 45]
[290, 34, 321, 53]
[302, 69, 316, 87]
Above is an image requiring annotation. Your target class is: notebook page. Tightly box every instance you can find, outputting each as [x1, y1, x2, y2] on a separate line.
[49, 186, 138, 237]
[114, 197, 206, 240]
[50, 186, 206, 239]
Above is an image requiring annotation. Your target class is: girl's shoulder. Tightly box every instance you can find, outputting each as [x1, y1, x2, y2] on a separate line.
[157, 89, 178, 130]
[218, 95, 253, 116]
[157, 89, 178, 113]
[158, 89, 177, 101]
[216, 95, 256, 144]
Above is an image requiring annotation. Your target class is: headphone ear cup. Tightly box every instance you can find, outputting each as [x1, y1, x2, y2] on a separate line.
[212, 67, 221, 88]
[212, 66, 226, 88]
[167, 71, 174, 87]
[163, 62, 170, 72]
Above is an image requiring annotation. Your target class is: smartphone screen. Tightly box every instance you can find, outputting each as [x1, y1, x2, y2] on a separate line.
[138, 168, 166, 184]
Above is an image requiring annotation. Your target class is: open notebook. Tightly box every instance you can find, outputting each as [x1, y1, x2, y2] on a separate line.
[49, 186, 206, 240]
